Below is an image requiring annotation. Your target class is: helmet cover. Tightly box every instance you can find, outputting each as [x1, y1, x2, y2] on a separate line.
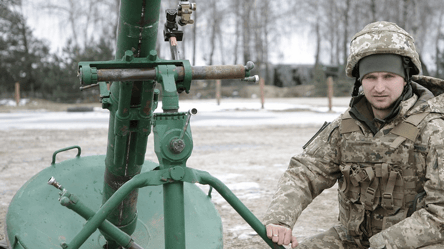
[346, 21, 421, 78]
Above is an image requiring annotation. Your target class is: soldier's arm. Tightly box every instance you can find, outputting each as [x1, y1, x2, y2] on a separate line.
[262, 117, 342, 229]
[370, 118, 444, 248]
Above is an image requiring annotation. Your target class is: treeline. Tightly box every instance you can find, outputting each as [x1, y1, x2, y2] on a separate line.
[1, 0, 444, 102]
[0, 0, 115, 102]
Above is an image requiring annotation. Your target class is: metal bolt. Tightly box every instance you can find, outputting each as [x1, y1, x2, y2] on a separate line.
[48, 177, 63, 190]
[149, 50, 158, 61]
[170, 138, 185, 154]
[124, 50, 134, 62]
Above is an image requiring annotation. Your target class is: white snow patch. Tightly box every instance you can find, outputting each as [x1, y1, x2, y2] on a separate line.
[226, 182, 260, 191]
[0, 98, 30, 107]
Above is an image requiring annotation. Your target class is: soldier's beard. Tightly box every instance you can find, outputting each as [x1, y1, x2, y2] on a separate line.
[370, 100, 397, 111]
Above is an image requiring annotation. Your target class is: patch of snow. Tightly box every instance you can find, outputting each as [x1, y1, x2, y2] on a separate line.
[226, 182, 260, 191]
[0, 98, 30, 106]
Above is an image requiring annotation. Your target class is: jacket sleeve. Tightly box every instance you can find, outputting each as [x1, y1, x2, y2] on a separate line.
[370, 118, 444, 248]
[262, 117, 342, 229]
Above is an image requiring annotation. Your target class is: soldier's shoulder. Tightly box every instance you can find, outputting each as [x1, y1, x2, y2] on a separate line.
[428, 94, 444, 114]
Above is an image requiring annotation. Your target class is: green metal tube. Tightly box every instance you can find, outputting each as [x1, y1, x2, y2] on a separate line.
[134, 81, 155, 166]
[116, 0, 160, 59]
[62, 196, 142, 249]
[197, 171, 286, 249]
[163, 182, 186, 249]
[113, 81, 132, 167]
[102, 0, 161, 243]
[67, 171, 164, 249]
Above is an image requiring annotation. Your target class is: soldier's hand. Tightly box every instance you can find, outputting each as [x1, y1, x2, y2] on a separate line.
[266, 224, 298, 248]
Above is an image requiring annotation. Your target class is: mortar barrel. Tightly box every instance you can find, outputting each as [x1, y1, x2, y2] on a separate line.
[103, 0, 162, 242]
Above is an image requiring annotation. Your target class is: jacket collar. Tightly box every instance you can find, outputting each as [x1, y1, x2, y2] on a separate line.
[349, 81, 431, 134]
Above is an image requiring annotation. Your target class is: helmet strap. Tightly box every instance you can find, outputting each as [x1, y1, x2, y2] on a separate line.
[352, 77, 361, 97]
[402, 57, 412, 84]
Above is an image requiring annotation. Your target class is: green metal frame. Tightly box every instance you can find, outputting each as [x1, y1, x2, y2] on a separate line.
[52, 166, 284, 249]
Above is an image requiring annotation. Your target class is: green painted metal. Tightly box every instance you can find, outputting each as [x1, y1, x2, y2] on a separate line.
[51, 145, 81, 165]
[154, 111, 192, 249]
[6, 155, 223, 249]
[101, 0, 163, 240]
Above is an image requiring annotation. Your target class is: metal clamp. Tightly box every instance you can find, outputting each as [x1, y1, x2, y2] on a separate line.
[177, 1, 196, 26]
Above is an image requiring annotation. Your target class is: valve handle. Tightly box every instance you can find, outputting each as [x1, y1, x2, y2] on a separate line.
[170, 108, 198, 154]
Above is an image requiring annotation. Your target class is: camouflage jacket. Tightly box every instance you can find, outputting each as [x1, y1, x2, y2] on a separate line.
[263, 76, 444, 248]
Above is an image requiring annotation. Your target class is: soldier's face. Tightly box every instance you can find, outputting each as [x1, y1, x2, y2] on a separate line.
[361, 72, 406, 113]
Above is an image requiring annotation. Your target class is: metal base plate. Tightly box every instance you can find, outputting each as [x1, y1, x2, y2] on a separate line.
[6, 155, 222, 248]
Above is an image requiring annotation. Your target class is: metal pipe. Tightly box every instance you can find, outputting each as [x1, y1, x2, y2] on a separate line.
[188, 65, 246, 80]
[197, 171, 286, 249]
[66, 171, 164, 249]
[61, 195, 143, 249]
[163, 182, 185, 249]
[97, 69, 156, 82]
[94, 65, 247, 82]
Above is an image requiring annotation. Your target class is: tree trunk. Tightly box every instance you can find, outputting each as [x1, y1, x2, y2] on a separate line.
[242, 0, 252, 64]
[342, 0, 351, 67]
[192, 4, 197, 65]
[435, 4, 444, 77]
[370, 0, 377, 21]
[233, 1, 240, 65]
[208, 0, 217, 65]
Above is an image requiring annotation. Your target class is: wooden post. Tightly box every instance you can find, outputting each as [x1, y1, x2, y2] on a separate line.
[15, 82, 20, 106]
[216, 80, 221, 106]
[327, 76, 333, 112]
[259, 78, 265, 109]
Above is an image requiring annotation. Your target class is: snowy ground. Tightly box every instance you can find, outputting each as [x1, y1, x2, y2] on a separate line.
[0, 97, 350, 130]
[0, 97, 350, 248]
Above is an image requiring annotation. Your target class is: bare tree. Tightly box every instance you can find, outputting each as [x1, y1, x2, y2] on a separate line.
[435, 2, 444, 77]
[242, 0, 254, 65]
[232, 0, 241, 65]
[342, 0, 351, 66]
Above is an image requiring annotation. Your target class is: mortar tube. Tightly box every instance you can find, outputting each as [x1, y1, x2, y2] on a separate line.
[105, 80, 139, 240]
[103, 0, 162, 247]
[197, 171, 286, 249]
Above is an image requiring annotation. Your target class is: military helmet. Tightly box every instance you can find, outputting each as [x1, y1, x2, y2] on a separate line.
[346, 21, 421, 78]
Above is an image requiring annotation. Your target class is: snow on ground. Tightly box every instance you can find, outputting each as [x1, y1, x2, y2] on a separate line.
[0, 98, 30, 107]
[0, 98, 350, 130]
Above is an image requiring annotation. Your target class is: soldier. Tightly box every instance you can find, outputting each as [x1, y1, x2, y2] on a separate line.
[263, 21, 444, 249]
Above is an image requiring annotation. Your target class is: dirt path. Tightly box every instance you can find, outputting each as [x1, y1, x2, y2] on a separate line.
[0, 125, 339, 248]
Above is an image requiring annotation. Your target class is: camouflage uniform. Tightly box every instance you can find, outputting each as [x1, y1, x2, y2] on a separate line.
[263, 22, 444, 249]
